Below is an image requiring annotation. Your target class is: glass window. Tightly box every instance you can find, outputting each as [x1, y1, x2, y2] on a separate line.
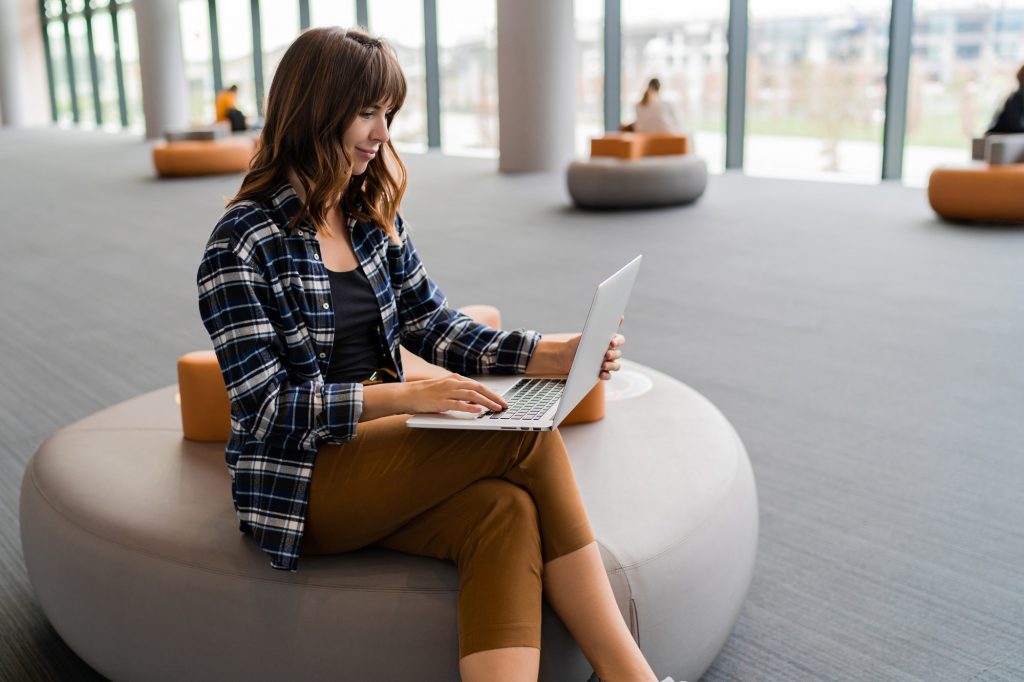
[47, 21, 73, 124]
[575, 0, 603, 156]
[368, 0, 427, 151]
[622, 1, 728, 173]
[745, 0, 891, 183]
[116, 4, 144, 130]
[310, 0, 355, 29]
[437, 0, 497, 157]
[67, 13, 96, 126]
[261, 1, 300, 94]
[90, 9, 122, 128]
[903, 1, 1024, 187]
[217, 0, 257, 120]
[178, 0, 215, 124]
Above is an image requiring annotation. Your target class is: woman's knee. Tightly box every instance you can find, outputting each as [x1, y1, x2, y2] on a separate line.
[460, 480, 541, 556]
[475, 479, 538, 528]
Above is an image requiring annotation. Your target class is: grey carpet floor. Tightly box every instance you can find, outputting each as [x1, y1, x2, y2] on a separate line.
[1, 128, 1023, 681]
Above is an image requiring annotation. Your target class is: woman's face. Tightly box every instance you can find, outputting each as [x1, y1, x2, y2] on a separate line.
[344, 103, 391, 176]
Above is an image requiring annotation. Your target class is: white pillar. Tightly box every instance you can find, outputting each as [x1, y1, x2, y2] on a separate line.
[0, 0, 49, 127]
[496, 0, 576, 173]
[133, 0, 189, 138]
[0, 0, 26, 126]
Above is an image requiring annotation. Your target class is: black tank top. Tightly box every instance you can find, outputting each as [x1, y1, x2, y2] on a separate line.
[324, 266, 382, 384]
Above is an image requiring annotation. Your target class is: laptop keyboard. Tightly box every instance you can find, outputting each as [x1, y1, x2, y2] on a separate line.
[482, 378, 566, 421]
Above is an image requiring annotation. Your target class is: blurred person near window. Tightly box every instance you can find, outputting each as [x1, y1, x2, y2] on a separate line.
[216, 84, 248, 132]
[986, 64, 1024, 135]
[624, 78, 680, 134]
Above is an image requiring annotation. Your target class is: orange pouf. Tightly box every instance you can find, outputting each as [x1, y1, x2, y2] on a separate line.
[152, 136, 256, 177]
[927, 164, 1024, 223]
[590, 132, 689, 160]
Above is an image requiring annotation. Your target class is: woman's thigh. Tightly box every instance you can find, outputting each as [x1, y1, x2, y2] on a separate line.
[303, 414, 536, 554]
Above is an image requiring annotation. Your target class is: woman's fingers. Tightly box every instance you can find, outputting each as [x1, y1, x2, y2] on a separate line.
[441, 376, 507, 412]
[454, 388, 505, 412]
[600, 333, 626, 379]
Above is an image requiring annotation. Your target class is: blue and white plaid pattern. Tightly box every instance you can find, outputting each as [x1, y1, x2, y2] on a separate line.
[197, 184, 540, 571]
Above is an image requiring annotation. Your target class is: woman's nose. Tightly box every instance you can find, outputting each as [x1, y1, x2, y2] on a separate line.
[373, 117, 390, 143]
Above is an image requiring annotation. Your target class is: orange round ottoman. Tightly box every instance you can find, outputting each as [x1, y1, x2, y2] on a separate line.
[927, 164, 1024, 223]
[152, 137, 256, 177]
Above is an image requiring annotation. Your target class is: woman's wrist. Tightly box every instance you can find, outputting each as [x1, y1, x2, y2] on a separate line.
[359, 382, 407, 422]
[525, 338, 574, 376]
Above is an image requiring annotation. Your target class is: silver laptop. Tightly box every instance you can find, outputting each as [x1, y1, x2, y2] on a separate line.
[406, 255, 642, 432]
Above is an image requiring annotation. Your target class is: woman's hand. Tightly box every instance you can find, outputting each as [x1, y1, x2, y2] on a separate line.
[526, 330, 626, 380]
[562, 333, 625, 380]
[402, 374, 508, 414]
[360, 375, 508, 421]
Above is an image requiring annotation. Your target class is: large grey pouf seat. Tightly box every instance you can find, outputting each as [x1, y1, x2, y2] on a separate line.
[20, 360, 757, 681]
[567, 155, 708, 209]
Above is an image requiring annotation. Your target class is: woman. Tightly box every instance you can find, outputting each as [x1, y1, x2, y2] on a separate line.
[198, 28, 668, 682]
[632, 78, 679, 134]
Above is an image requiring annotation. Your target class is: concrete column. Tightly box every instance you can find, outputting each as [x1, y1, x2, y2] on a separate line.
[133, 0, 189, 138]
[0, 0, 50, 126]
[496, 0, 575, 172]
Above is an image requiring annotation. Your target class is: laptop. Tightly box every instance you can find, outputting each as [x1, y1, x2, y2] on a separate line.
[406, 255, 642, 432]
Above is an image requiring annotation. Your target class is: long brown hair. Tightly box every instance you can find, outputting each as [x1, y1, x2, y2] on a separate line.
[231, 27, 408, 240]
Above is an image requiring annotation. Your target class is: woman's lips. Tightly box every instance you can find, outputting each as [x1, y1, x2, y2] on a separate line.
[356, 148, 377, 159]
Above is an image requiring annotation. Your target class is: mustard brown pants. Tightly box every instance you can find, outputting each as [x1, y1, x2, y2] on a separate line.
[301, 414, 596, 657]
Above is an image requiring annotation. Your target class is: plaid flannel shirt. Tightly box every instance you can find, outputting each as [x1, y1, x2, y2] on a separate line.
[197, 184, 540, 571]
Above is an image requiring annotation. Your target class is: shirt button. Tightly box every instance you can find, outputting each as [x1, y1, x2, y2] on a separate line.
[313, 253, 320, 260]
[319, 352, 326, 359]
[322, 302, 330, 309]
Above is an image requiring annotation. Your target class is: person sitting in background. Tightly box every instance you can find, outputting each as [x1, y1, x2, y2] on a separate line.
[631, 78, 680, 134]
[215, 84, 247, 132]
[985, 64, 1024, 134]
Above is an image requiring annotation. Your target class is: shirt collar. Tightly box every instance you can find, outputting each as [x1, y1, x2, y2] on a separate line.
[269, 182, 362, 237]
[267, 183, 315, 236]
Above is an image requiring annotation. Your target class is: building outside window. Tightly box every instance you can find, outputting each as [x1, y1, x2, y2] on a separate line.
[309, 0, 355, 29]
[902, 0, 1024, 187]
[216, 0, 257, 120]
[178, 0, 215, 125]
[575, 0, 603, 156]
[90, 0, 122, 129]
[45, 13, 73, 125]
[744, 0, 891, 184]
[115, 3, 143, 130]
[437, 0, 497, 157]
[261, 0, 301, 96]
[622, 0, 728, 173]
[369, 0, 428, 151]
[67, 1, 97, 127]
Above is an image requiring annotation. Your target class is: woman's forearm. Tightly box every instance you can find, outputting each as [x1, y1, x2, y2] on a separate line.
[359, 383, 408, 422]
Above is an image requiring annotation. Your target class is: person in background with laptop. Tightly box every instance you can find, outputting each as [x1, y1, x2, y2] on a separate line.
[198, 28, 672, 682]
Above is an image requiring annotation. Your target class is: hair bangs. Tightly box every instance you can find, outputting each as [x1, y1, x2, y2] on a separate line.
[364, 45, 407, 117]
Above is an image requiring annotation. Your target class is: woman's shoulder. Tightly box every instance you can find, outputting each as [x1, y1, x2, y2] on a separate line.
[206, 188, 297, 257]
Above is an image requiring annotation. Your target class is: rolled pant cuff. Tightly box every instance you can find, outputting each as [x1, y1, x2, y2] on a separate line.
[459, 622, 541, 658]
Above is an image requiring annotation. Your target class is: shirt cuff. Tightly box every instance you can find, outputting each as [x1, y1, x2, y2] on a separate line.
[494, 329, 542, 375]
[319, 381, 364, 443]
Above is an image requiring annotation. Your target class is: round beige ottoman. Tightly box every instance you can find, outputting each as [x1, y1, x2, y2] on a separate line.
[567, 155, 708, 209]
[152, 136, 256, 177]
[20, 360, 757, 681]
